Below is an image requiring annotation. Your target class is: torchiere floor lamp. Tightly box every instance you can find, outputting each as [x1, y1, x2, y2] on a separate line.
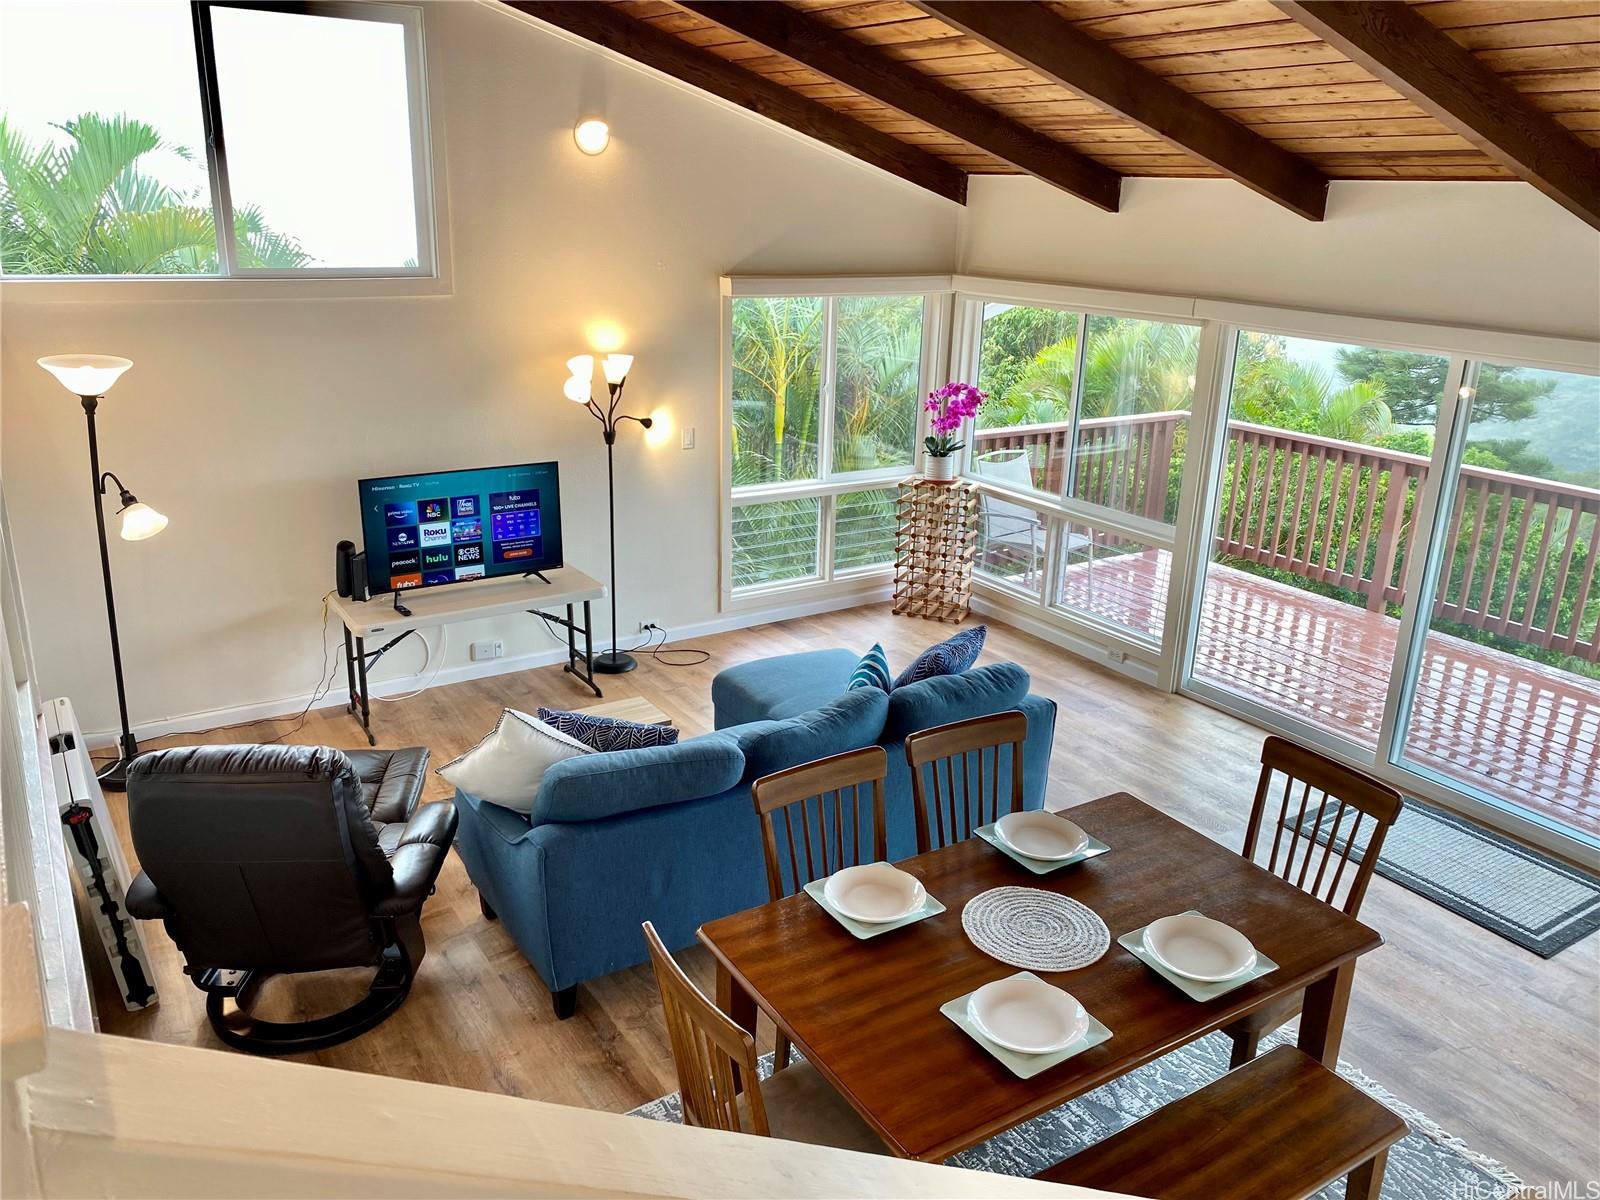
[38, 354, 168, 791]
[564, 352, 649, 674]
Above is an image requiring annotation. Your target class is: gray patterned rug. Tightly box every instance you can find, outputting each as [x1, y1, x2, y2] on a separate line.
[1295, 797, 1600, 957]
[630, 1031, 1521, 1198]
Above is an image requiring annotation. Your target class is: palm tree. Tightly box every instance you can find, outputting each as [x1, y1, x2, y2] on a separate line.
[731, 296, 822, 484]
[1232, 355, 1395, 443]
[0, 112, 309, 274]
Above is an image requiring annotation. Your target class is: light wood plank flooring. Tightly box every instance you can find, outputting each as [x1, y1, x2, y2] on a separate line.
[89, 605, 1598, 1187]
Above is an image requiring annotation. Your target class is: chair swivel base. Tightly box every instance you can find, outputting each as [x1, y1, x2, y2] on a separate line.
[200, 944, 413, 1056]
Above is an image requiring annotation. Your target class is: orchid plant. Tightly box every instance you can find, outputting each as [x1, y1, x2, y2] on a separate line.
[923, 381, 988, 458]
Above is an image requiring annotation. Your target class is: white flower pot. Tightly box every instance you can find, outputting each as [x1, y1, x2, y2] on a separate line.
[923, 454, 957, 482]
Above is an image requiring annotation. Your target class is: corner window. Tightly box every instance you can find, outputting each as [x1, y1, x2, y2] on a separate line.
[727, 292, 932, 596]
[0, 0, 433, 278]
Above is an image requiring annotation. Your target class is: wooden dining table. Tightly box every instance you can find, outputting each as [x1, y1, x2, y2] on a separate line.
[697, 791, 1383, 1163]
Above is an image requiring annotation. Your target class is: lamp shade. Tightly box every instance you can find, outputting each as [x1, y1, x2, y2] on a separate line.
[118, 502, 167, 542]
[602, 353, 633, 385]
[38, 354, 133, 397]
[562, 374, 592, 404]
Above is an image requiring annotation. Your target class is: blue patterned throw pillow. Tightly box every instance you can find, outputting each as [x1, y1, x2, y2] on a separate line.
[537, 706, 680, 753]
[847, 643, 892, 692]
[893, 625, 987, 690]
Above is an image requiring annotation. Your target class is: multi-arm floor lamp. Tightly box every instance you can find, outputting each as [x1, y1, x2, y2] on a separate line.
[38, 355, 168, 791]
[564, 352, 650, 674]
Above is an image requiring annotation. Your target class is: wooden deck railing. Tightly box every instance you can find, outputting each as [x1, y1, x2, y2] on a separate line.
[973, 414, 1599, 660]
[974, 410, 1185, 520]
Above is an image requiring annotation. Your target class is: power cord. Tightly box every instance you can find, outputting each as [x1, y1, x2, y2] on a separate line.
[91, 590, 344, 761]
[636, 623, 711, 667]
[372, 626, 449, 703]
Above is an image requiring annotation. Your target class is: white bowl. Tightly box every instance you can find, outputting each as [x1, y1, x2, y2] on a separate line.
[1143, 913, 1257, 982]
[967, 974, 1089, 1055]
[994, 811, 1090, 861]
[822, 863, 926, 924]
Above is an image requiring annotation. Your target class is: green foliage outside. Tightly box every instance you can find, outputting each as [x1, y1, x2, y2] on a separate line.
[975, 316, 1600, 681]
[0, 113, 309, 274]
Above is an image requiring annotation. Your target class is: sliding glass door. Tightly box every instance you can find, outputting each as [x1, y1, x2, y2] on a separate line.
[1184, 327, 1599, 853]
[1393, 363, 1600, 842]
[1188, 330, 1446, 752]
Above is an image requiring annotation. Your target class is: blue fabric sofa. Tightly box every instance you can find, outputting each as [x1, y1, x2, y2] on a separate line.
[451, 648, 1057, 1016]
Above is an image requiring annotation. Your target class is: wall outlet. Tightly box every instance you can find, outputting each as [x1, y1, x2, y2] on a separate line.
[680, 426, 696, 450]
[638, 621, 659, 634]
[471, 639, 505, 661]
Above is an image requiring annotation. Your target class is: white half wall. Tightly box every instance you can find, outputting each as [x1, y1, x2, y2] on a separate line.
[0, 0, 958, 737]
[959, 176, 1600, 340]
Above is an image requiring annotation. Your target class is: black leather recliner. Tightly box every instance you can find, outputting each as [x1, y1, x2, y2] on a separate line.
[124, 744, 456, 1055]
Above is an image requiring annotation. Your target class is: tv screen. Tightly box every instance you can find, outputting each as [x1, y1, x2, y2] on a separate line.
[357, 462, 563, 595]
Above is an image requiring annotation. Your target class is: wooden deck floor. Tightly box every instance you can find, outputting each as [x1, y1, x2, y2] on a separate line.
[1059, 551, 1600, 838]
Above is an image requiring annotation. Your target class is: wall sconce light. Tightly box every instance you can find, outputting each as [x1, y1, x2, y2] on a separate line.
[574, 119, 610, 156]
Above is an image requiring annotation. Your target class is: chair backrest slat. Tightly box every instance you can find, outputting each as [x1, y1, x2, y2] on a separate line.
[905, 712, 1030, 855]
[1241, 736, 1402, 917]
[752, 747, 890, 899]
[643, 921, 766, 1135]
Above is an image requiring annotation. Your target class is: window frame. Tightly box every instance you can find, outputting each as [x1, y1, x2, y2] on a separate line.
[719, 276, 951, 607]
[1, 0, 438, 283]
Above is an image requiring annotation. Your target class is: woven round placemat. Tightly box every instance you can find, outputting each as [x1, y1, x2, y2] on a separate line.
[961, 886, 1110, 971]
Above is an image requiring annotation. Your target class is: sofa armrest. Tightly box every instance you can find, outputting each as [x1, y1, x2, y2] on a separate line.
[528, 734, 745, 824]
[374, 801, 458, 917]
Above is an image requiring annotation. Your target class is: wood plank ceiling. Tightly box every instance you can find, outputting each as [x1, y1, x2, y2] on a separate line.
[510, 0, 1600, 225]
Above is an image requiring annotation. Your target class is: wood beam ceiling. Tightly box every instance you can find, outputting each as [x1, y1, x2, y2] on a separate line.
[673, 0, 1121, 212]
[912, 1, 1331, 220]
[502, 1, 968, 204]
[1273, 1, 1600, 231]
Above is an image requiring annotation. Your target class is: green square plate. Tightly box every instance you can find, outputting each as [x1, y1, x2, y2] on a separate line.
[802, 876, 946, 940]
[940, 971, 1113, 1079]
[975, 821, 1110, 875]
[1117, 910, 1278, 1002]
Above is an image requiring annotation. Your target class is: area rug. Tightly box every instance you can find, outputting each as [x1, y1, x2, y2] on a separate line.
[1293, 797, 1600, 957]
[630, 1031, 1522, 1198]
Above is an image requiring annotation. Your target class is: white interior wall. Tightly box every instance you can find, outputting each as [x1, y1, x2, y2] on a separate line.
[2, 1, 1597, 741]
[0, 1, 958, 737]
[958, 175, 1600, 339]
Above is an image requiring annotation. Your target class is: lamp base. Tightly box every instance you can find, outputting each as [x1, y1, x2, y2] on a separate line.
[592, 650, 638, 675]
[95, 748, 152, 793]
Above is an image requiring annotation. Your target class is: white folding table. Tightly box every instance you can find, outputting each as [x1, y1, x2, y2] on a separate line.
[329, 567, 607, 745]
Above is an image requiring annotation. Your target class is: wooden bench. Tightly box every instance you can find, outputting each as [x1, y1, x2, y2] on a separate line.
[1036, 1046, 1407, 1200]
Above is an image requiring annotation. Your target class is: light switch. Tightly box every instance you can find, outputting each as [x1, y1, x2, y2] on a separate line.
[680, 426, 696, 450]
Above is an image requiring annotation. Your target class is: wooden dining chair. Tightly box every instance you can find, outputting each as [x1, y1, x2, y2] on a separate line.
[904, 711, 1028, 855]
[751, 745, 888, 1070]
[1225, 735, 1403, 1068]
[640, 921, 887, 1154]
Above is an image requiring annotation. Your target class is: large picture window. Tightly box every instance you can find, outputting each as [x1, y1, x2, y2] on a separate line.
[727, 290, 932, 596]
[0, 0, 433, 278]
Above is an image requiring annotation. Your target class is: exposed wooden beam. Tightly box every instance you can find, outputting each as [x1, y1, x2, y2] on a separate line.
[674, 0, 1120, 212]
[500, 2, 967, 205]
[1273, 1, 1600, 231]
[912, 1, 1329, 220]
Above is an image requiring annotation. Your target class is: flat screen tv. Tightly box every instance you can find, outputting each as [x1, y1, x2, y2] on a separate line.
[357, 461, 563, 595]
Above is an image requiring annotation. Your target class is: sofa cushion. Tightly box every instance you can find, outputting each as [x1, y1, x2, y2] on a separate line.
[883, 661, 1031, 744]
[893, 625, 987, 690]
[712, 648, 859, 727]
[729, 687, 890, 782]
[529, 733, 746, 825]
[536, 706, 680, 752]
[437, 709, 594, 813]
[847, 643, 892, 693]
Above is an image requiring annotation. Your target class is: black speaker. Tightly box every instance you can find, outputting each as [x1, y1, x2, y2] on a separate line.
[335, 540, 355, 598]
[349, 551, 369, 602]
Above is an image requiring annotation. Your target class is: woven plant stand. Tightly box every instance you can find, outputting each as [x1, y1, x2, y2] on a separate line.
[893, 477, 978, 624]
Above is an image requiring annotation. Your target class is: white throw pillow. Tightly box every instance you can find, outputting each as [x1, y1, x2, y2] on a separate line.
[437, 708, 594, 812]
